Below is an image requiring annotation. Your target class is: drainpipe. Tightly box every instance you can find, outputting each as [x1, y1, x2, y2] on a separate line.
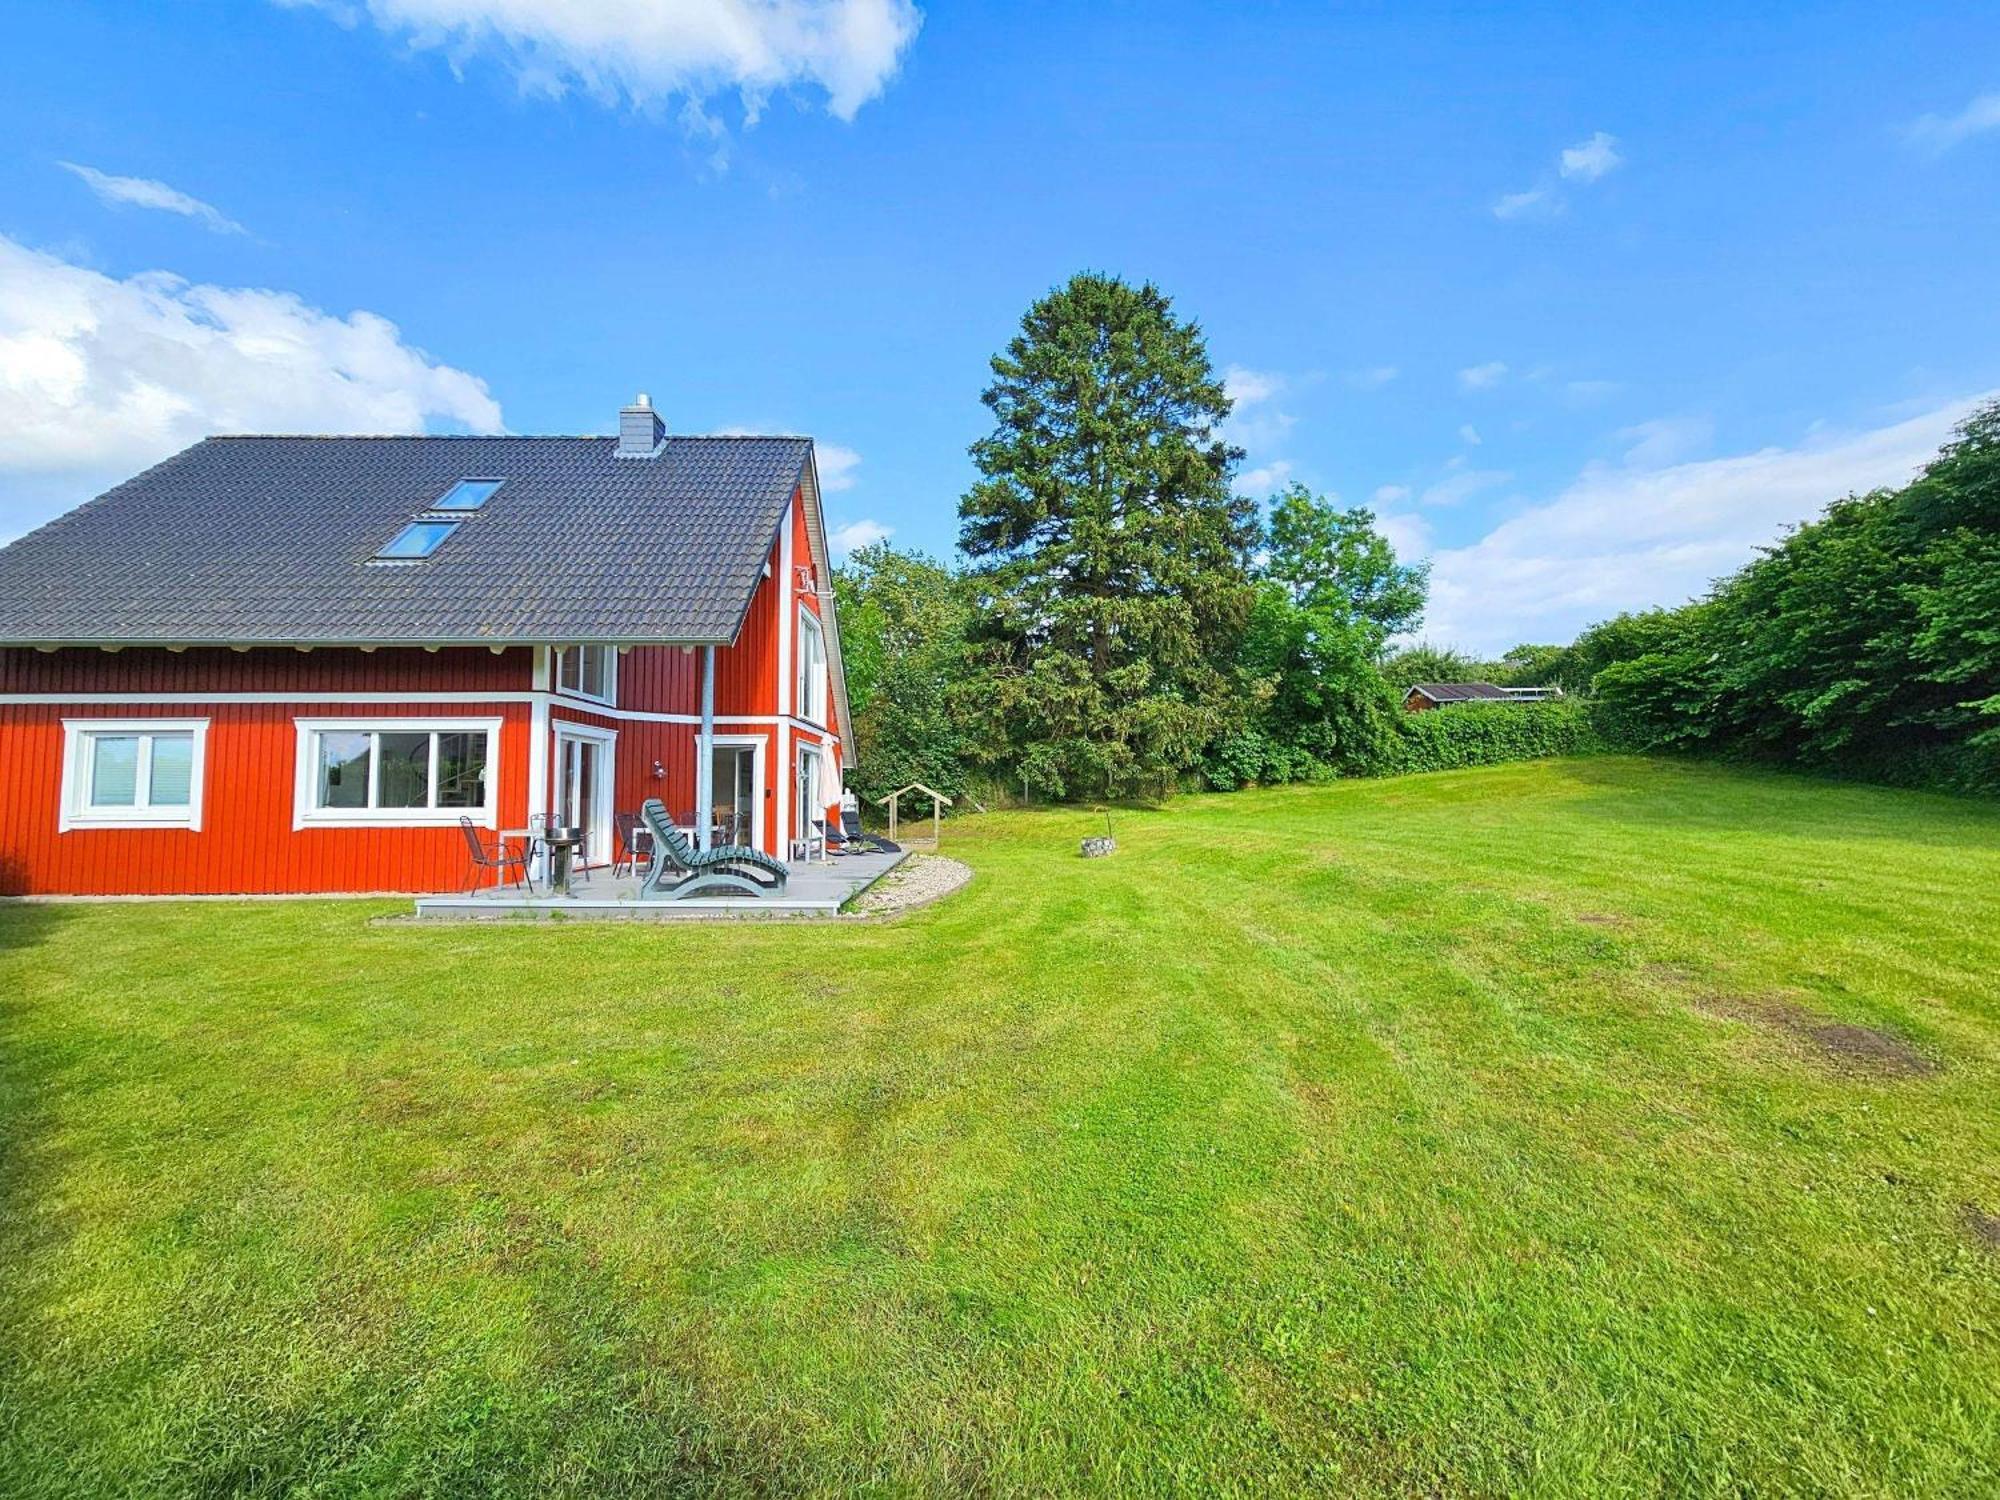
[528, 646, 552, 884]
[697, 644, 715, 851]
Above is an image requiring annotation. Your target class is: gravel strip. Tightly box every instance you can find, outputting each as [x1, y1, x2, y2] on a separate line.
[849, 854, 973, 917]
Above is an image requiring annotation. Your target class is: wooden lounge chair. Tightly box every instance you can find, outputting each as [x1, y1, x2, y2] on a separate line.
[637, 798, 790, 900]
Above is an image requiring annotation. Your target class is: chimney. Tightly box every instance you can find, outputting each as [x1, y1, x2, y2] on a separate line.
[617, 392, 665, 458]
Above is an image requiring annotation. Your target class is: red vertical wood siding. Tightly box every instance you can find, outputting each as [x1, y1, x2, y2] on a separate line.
[791, 493, 844, 830]
[0, 700, 531, 895]
[0, 645, 531, 695]
[0, 486, 856, 890]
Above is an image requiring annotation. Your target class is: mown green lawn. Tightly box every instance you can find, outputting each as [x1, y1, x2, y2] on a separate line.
[3, 758, 1997, 1497]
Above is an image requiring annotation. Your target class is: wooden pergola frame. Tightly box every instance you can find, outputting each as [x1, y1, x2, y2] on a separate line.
[877, 782, 952, 847]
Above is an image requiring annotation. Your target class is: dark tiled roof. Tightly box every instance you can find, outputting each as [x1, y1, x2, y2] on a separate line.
[1408, 682, 1511, 702]
[0, 435, 812, 646]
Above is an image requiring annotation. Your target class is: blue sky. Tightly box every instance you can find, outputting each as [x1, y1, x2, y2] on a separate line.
[2, 1, 1996, 652]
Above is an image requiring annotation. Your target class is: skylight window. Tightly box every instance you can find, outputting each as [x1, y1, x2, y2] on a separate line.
[430, 478, 503, 511]
[375, 520, 460, 560]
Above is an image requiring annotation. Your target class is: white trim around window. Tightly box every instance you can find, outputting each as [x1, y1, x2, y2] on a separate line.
[796, 606, 828, 728]
[59, 718, 210, 832]
[553, 644, 617, 706]
[293, 717, 502, 829]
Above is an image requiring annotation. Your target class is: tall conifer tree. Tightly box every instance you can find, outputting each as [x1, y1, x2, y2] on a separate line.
[958, 273, 1258, 796]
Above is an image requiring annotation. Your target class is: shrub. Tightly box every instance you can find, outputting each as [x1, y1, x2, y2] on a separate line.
[1381, 699, 1604, 774]
[1199, 727, 1336, 791]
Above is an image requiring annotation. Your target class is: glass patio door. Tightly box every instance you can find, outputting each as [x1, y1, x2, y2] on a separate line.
[710, 744, 757, 848]
[794, 743, 823, 853]
[555, 729, 613, 865]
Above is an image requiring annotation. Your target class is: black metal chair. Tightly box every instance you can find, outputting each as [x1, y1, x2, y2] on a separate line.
[612, 811, 652, 879]
[459, 816, 531, 894]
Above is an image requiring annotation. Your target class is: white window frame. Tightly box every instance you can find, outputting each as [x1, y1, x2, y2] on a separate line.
[792, 739, 829, 859]
[796, 607, 828, 727]
[553, 645, 617, 706]
[553, 720, 618, 867]
[59, 718, 209, 832]
[708, 732, 768, 853]
[293, 717, 502, 829]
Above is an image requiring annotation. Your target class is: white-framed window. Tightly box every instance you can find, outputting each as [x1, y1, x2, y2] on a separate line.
[796, 608, 827, 726]
[60, 718, 209, 831]
[293, 718, 501, 828]
[554, 645, 617, 705]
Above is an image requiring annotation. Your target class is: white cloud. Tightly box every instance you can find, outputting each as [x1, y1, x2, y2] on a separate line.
[1495, 131, 1621, 219]
[815, 440, 861, 491]
[281, 0, 924, 123]
[1903, 93, 2000, 155]
[1375, 509, 1432, 561]
[1458, 424, 1482, 447]
[1238, 460, 1294, 496]
[59, 162, 246, 235]
[1223, 364, 1283, 407]
[1616, 414, 1712, 469]
[1492, 187, 1554, 221]
[1559, 131, 1622, 182]
[1459, 361, 1508, 391]
[1345, 365, 1399, 390]
[1421, 394, 1995, 654]
[828, 517, 891, 556]
[0, 234, 501, 510]
[1420, 467, 1511, 508]
[1371, 484, 1410, 506]
[1223, 363, 1297, 468]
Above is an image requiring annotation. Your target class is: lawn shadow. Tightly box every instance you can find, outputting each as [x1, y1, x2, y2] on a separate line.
[0, 861, 80, 1422]
[0, 895, 73, 960]
[1547, 757, 2000, 852]
[0, 853, 77, 957]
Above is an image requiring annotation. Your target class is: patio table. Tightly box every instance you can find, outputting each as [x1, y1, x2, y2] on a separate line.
[500, 828, 540, 886]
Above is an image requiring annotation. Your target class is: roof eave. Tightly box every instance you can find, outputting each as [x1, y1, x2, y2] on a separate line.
[0, 634, 735, 650]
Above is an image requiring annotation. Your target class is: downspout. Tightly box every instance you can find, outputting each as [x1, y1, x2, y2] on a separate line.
[528, 646, 552, 883]
[697, 645, 715, 852]
[776, 502, 794, 860]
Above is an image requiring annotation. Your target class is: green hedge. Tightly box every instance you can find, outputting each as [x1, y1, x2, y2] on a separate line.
[1380, 699, 1605, 774]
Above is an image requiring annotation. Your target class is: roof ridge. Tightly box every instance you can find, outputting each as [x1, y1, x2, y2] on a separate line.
[205, 432, 814, 442]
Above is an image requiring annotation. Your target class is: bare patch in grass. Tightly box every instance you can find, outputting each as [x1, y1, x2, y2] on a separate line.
[1576, 912, 1630, 928]
[1963, 1205, 2000, 1252]
[360, 1074, 437, 1124]
[1802, 1021, 1937, 1077]
[1690, 992, 1939, 1079]
[1644, 961, 1699, 987]
[1291, 1077, 1336, 1117]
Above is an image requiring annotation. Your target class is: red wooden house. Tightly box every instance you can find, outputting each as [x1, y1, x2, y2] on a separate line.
[0, 397, 853, 896]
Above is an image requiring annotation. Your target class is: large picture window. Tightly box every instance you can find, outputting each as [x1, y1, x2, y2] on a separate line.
[294, 719, 500, 827]
[60, 718, 209, 831]
[554, 645, 615, 704]
[796, 608, 827, 725]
